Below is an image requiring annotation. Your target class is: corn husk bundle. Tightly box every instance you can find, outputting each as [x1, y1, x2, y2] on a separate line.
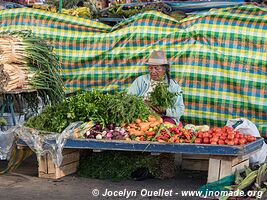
[32, 4, 93, 19]
[0, 31, 64, 105]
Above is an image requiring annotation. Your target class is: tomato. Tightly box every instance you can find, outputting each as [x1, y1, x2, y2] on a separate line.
[239, 138, 247, 145]
[194, 138, 202, 144]
[239, 134, 244, 139]
[221, 132, 227, 136]
[234, 133, 240, 139]
[210, 137, 219, 143]
[227, 140, 235, 145]
[218, 140, 225, 145]
[197, 132, 203, 138]
[203, 137, 210, 144]
[203, 132, 210, 138]
[210, 141, 217, 145]
[227, 133, 235, 140]
[233, 138, 239, 145]
[246, 136, 256, 142]
[220, 135, 227, 140]
[223, 126, 232, 132]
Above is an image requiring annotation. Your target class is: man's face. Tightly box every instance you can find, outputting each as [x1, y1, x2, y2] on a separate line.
[148, 65, 166, 81]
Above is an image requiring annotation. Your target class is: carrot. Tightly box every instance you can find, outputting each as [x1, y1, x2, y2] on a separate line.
[135, 118, 142, 124]
[129, 123, 138, 128]
[149, 121, 160, 128]
[128, 128, 139, 134]
[128, 129, 144, 137]
[134, 132, 144, 137]
[158, 117, 163, 124]
[148, 116, 157, 122]
[138, 122, 151, 132]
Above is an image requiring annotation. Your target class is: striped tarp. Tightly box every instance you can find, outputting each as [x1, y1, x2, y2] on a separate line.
[0, 5, 266, 136]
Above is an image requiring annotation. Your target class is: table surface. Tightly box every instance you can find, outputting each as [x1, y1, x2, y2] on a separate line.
[18, 137, 264, 156]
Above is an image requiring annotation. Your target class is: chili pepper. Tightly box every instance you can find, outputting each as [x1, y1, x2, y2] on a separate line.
[183, 131, 192, 141]
[184, 139, 190, 143]
[190, 135, 197, 143]
[145, 131, 156, 136]
[169, 135, 179, 143]
[174, 127, 181, 134]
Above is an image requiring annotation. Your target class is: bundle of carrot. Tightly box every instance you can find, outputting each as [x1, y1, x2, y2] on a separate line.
[126, 115, 168, 140]
[0, 31, 64, 105]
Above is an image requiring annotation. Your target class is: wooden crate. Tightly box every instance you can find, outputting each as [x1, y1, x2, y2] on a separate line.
[181, 154, 249, 183]
[38, 149, 80, 179]
[207, 155, 249, 183]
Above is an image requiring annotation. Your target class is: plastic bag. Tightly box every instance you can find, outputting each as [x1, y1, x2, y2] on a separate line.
[17, 122, 83, 167]
[0, 127, 17, 160]
[226, 118, 267, 164]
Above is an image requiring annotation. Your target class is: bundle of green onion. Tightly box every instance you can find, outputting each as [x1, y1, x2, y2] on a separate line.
[0, 31, 64, 105]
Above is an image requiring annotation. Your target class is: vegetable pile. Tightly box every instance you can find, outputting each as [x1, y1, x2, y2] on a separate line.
[194, 126, 256, 145]
[220, 161, 267, 200]
[107, 2, 172, 18]
[0, 31, 64, 105]
[25, 91, 153, 133]
[73, 119, 257, 147]
[25, 90, 257, 146]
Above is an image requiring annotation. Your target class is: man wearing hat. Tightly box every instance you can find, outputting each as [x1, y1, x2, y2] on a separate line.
[127, 50, 184, 125]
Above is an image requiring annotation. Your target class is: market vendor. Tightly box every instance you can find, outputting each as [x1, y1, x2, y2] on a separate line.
[127, 50, 185, 125]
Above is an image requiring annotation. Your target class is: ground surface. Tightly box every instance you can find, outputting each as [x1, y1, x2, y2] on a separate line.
[0, 155, 207, 200]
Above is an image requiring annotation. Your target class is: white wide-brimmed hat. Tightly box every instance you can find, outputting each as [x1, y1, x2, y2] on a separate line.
[146, 50, 169, 65]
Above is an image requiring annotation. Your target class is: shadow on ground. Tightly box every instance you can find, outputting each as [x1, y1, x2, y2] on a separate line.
[0, 154, 207, 200]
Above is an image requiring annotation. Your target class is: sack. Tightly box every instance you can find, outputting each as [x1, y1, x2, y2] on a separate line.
[226, 118, 267, 164]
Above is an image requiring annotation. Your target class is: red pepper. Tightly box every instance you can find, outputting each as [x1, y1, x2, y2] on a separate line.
[184, 139, 190, 143]
[174, 127, 181, 134]
[146, 131, 156, 136]
[183, 131, 192, 141]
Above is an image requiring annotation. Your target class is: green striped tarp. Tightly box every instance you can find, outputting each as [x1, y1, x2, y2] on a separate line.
[0, 5, 266, 136]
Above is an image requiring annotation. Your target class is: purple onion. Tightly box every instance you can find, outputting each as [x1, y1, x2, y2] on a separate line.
[106, 132, 113, 139]
[107, 123, 115, 130]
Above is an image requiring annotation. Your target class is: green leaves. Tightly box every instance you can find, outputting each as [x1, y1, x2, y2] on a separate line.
[77, 151, 159, 181]
[148, 81, 177, 109]
[25, 90, 153, 133]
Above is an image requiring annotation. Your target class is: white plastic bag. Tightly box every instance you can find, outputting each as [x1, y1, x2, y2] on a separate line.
[226, 118, 267, 164]
[0, 128, 16, 160]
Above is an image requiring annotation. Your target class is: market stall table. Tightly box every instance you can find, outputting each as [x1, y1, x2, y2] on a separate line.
[17, 138, 264, 182]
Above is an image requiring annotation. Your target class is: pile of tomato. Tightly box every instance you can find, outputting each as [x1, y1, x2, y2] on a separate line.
[194, 126, 256, 145]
